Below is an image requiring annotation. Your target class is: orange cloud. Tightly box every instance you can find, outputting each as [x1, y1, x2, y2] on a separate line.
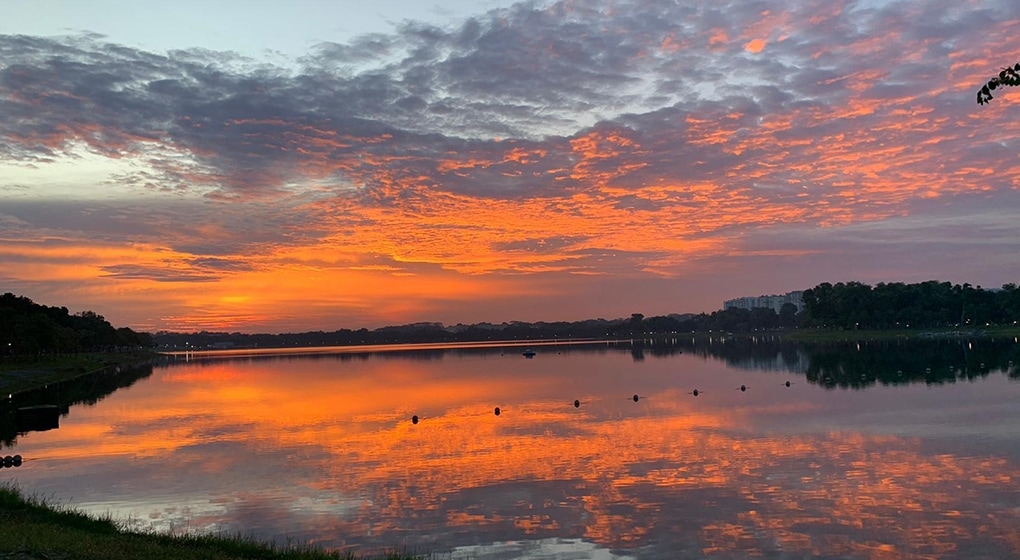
[708, 28, 729, 49]
[4, 3, 1020, 331]
[744, 38, 767, 53]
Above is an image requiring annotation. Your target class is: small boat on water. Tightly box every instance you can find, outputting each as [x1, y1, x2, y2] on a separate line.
[15, 404, 61, 432]
[522, 349, 536, 358]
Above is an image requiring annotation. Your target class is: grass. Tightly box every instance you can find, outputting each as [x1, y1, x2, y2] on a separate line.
[0, 350, 159, 396]
[0, 484, 424, 560]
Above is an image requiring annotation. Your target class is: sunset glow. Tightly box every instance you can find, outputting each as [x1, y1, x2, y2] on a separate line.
[14, 349, 1020, 557]
[2, 0, 1019, 331]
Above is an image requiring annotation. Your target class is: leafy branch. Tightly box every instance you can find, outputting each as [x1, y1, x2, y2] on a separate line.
[977, 62, 1020, 104]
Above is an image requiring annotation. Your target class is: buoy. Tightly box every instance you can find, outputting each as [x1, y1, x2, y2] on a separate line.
[411, 415, 419, 425]
[632, 394, 640, 402]
[691, 389, 700, 397]
[785, 381, 791, 387]
[573, 399, 580, 408]
[739, 385, 746, 392]
[12, 455, 22, 467]
[494, 407, 501, 416]
[2, 456, 11, 468]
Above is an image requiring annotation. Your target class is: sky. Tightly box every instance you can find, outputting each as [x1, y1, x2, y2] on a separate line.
[1, 0, 1019, 333]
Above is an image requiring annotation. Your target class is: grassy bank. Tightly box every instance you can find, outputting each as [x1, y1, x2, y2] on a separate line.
[0, 350, 160, 396]
[0, 484, 421, 560]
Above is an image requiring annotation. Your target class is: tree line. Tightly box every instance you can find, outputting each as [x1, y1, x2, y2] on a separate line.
[0, 293, 153, 358]
[643, 281, 1019, 334]
[799, 281, 1020, 330]
[6, 280, 1018, 356]
[153, 281, 1019, 350]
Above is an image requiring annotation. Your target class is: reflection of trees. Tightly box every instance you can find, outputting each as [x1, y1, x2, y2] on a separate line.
[167, 336, 1019, 389]
[0, 363, 156, 447]
[164, 341, 688, 368]
[22, 339, 1020, 557]
[678, 336, 808, 372]
[800, 338, 1020, 388]
[682, 336, 1020, 388]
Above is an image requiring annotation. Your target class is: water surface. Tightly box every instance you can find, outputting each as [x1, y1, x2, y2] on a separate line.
[3, 338, 1019, 559]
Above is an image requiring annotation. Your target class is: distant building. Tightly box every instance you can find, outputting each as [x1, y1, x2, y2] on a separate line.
[723, 290, 804, 313]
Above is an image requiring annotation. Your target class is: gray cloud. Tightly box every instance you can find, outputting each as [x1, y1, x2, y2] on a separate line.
[100, 264, 221, 282]
[2, 0, 1019, 206]
[2, 0, 1020, 293]
[0, 198, 330, 257]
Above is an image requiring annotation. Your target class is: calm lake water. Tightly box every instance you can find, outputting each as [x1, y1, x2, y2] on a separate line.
[3, 337, 1020, 559]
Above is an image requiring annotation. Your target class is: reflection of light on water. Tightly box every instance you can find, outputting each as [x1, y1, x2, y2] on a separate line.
[450, 538, 636, 560]
[77, 483, 368, 538]
[11, 349, 1020, 559]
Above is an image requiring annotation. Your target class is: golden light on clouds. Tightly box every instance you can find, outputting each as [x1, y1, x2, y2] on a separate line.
[2, 0, 1020, 331]
[743, 38, 767, 53]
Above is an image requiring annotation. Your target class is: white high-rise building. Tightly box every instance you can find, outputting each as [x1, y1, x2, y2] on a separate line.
[723, 290, 804, 313]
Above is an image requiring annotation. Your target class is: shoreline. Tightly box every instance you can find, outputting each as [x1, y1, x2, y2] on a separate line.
[5, 326, 1018, 395]
[0, 350, 160, 396]
[781, 325, 1020, 341]
[0, 484, 421, 560]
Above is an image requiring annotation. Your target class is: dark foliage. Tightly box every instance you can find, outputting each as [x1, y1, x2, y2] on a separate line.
[681, 336, 1020, 387]
[152, 280, 1019, 350]
[977, 62, 1020, 104]
[799, 281, 1020, 330]
[0, 293, 153, 357]
[0, 363, 156, 446]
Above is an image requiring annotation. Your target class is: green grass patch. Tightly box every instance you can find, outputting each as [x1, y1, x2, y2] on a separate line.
[0, 350, 159, 395]
[0, 483, 425, 560]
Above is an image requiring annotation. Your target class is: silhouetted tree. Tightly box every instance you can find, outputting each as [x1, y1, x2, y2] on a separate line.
[797, 281, 1018, 330]
[148, 280, 1020, 350]
[977, 62, 1020, 104]
[0, 293, 152, 357]
[779, 303, 798, 327]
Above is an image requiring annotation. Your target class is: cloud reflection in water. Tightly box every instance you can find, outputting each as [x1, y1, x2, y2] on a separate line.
[7, 345, 1020, 559]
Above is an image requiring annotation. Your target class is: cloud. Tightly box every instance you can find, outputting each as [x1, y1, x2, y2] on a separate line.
[3, 1, 1019, 203]
[2, 0, 1020, 330]
[100, 264, 221, 282]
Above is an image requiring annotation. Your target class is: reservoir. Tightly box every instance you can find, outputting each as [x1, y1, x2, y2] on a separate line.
[3, 337, 1019, 559]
